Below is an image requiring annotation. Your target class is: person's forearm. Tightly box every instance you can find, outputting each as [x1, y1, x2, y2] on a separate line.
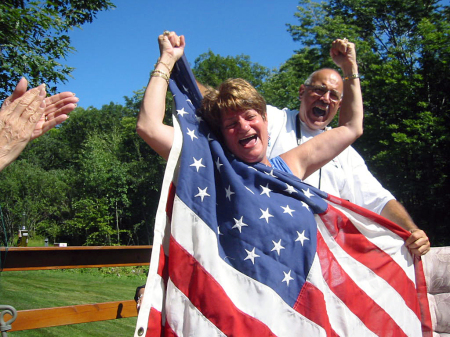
[136, 54, 176, 160]
[382, 199, 431, 255]
[338, 62, 363, 137]
[380, 199, 418, 231]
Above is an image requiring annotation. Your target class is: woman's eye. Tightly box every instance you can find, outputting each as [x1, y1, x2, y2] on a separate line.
[225, 122, 236, 129]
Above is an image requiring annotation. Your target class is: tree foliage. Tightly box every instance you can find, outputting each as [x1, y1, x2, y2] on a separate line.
[193, 50, 271, 90]
[0, 0, 115, 100]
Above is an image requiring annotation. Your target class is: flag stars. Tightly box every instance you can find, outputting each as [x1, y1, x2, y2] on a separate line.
[215, 157, 223, 171]
[302, 188, 314, 198]
[244, 247, 260, 265]
[186, 128, 198, 141]
[260, 208, 274, 223]
[301, 201, 310, 211]
[195, 187, 210, 202]
[232, 216, 248, 233]
[282, 270, 294, 286]
[281, 205, 295, 216]
[265, 169, 277, 178]
[271, 239, 285, 256]
[190, 158, 205, 172]
[285, 184, 297, 194]
[260, 184, 272, 197]
[225, 185, 235, 201]
[177, 107, 189, 117]
[295, 230, 310, 246]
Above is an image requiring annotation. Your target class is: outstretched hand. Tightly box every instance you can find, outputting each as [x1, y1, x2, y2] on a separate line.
[0, 82, 46, 170]
[1, 78, 79, 141]
[330, 38, 358, 74]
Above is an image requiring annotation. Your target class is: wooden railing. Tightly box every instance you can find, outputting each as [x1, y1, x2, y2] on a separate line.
[0, 246, 152, 332]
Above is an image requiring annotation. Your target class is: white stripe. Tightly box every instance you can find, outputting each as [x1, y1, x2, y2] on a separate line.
[328, 201, 416, 282]
[171, 195, 326, 337]
[134, 114, 183, 337]
[307, 255, 378, 337]
[166, 279, 226, 337]
[317, 213, 422, 336]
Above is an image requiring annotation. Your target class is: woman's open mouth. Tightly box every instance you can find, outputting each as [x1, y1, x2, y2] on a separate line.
[239, 134, 257, 147]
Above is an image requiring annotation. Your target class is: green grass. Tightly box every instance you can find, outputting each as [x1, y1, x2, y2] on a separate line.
[0, 267, 148, 336]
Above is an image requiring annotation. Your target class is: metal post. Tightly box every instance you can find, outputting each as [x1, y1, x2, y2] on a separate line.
[0, 305, 17, 337]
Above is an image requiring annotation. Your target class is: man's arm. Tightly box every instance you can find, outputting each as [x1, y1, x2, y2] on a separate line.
[284, 39, 364, 180]
[381, 199, 431, 256]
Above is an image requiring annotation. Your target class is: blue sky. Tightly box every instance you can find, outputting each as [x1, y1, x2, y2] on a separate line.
[57, 0, 301, 109]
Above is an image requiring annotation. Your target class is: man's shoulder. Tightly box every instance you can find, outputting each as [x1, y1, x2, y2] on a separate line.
[266, 105, 298, 126]
[267, 105, 298, 116]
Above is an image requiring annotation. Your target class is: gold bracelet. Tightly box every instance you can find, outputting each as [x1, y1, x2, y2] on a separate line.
[151, 70, 170, 85]
[156, 58, 172, 73]
[343, 73, 360, 81]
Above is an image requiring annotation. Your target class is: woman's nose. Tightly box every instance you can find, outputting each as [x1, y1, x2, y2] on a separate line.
[238, 118, 250, 130]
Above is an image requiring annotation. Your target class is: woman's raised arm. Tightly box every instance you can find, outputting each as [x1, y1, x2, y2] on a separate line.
[136, 32, 185, 160]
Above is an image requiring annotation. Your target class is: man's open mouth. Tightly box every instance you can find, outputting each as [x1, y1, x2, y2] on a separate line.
[313, 107, 327, 117]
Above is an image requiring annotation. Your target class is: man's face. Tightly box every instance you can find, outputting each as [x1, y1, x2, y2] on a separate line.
[298, 69, 343, 130]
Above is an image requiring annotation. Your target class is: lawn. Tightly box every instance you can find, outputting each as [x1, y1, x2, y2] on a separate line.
[0, 267, 147, 336]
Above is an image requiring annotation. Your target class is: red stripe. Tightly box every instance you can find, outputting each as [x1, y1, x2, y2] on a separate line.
[168, 235, 277, 337]
[166, 182, 176, 222]
[163, 322, 178, 337]
[157, 244, 169, 283]
[294, 281, 338, 337]
[414, 258, 433, 336]
[317, 231, 407, 336]
[326, 195, 410, 240]
[319, 203, 422, 318]
[146, 307, 163, 337]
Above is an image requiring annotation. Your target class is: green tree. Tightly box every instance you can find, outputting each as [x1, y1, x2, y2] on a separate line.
[0, 160, 71, 245]
[285, 0, 450, 244]
[193, 50, 271, 90]
[0, 0, 115, 99]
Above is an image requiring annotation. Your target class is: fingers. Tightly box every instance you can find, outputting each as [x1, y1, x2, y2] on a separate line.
[30, 93, 76, 140]
[9, 84, 46, 125]
[331, 38, 354, 57]
[37, 113, 69, 137]
[406, 229, 431, 256]
[44, 92, 79, 117]
[159, 31, 185, 48]
[1, 77, 28, 109]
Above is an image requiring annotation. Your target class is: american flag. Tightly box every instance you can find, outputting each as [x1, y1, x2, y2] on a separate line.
[134, 55, 432, 337]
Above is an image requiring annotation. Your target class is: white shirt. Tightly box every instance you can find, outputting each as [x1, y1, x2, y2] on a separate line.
[266, 105, 394, 215]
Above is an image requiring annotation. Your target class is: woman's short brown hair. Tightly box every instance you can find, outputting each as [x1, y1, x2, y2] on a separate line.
[200, 78, 266, 138]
